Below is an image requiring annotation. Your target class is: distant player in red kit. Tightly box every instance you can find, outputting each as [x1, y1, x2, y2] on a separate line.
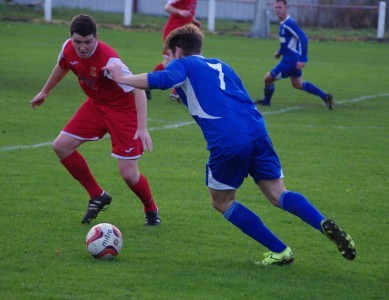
[146, 0, 201, 101]
[30, 14, 161, 226]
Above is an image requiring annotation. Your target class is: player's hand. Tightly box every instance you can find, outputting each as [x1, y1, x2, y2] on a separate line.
[274, 52, 281, 59]
[31, 91, 48, 110]
[178, 10, 191, 18]
[296, 61, 305, 70]
[103, 63, 123, 82]
[193, 19, 202, 28]
[134, 128, 153, 153]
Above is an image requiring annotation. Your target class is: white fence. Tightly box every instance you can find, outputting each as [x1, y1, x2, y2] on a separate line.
[7, 0, 388, 39]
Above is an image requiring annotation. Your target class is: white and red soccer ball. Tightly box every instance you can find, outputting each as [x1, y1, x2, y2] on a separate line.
[86, 223, 123, 259]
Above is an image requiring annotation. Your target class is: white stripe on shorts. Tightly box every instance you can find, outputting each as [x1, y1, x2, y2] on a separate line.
[207, 168, 235, 190]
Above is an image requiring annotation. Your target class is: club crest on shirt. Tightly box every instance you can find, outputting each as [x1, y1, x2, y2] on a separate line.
[90, 66, 97, 77]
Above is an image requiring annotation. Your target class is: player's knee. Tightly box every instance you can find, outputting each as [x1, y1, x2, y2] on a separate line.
[211, 197, 235, 214]
[121, 170, 139, 186]
[268, 197, 280, 207]
[52, 138, 67, 158]
[210, 199, 222, 212]
[264, 75, 274, 85]
[291, 79, 303, 89]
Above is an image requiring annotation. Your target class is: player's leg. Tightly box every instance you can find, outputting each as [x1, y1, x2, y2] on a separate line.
[54, 133, 112, 224]
[253, 134, 355, 260]
[211, 188, 289, 254]
[55, 99, 107, 197]
[207, 143, 293, 265]
[105, 103, 160, 226]
[54, 133, 103, 198]
[256, 72, 276, 106]
[260, 180, 356, 260]
[291, 76, 334, 110]
[256, 62, 289, 106]
[252, 134, 326, 231]
[55, 100, 112, 223]
[258, 179, 326, 231]
[117, 159, 160, 226]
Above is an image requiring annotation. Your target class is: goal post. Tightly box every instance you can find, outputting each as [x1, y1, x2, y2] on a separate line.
[123, 0, 133, 26]
[377, 1, 387, 40]
[250, 0, 269, 38]
[44, 0, 51, 22]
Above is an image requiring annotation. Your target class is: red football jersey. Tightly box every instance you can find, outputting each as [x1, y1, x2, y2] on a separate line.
[58, 39, 135, 108]
[163, 0, 198, 39]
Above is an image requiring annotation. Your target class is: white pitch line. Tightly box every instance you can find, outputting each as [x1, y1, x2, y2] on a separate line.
[1, 93, 388, 152]
[0, 142, 53, 152]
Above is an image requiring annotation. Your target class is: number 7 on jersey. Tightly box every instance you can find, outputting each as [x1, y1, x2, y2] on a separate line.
[207, 62, 226, 90]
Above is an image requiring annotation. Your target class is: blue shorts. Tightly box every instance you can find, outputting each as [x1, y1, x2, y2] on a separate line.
[206, 135, 283, 190]
[270, 61, 302, 79]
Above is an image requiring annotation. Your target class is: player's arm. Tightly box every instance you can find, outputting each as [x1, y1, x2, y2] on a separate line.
[275, 37, 284, 59]
[31, 63, 68, 110]
[103, 61, 152, 152]
[105, 61, 184, 90]
[291, 22, 308, 63]
[103, 63, 149, 89]
[192, 17, 202, 28]
[164, 2, 191, 17]
[133, 88, 153, 153]
[116, 73, 149, 89]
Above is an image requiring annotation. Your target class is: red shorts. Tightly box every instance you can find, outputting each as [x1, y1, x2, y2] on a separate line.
[62, 98, 143, 159]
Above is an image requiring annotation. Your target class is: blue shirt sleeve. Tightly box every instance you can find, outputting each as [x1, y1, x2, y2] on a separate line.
[290, 21, 308, 62]
[147, 60, 187, 90]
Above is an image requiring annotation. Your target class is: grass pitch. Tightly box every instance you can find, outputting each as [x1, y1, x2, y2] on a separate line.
[0, 20, 388, 299]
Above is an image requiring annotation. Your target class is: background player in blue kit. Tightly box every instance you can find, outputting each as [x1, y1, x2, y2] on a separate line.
[104, 24, 355, 266]
[256, 0, 334, 110]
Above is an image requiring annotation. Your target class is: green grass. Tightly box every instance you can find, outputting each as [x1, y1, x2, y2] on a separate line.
[1, 20, 389, 299]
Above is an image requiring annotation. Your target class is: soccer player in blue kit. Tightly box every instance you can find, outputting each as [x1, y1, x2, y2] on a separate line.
[256, 0, 334, 110]
[104, 24, 355, 266]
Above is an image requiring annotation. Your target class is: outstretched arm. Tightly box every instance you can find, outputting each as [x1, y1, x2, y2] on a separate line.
[103, 64, 149, 89]
[31, 64, 68, 109]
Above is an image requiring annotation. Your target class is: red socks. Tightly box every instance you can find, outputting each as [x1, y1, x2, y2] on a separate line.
[129, 174, 158, 212]
[60, 151, 102, 199]
[61, 151, 157, 213]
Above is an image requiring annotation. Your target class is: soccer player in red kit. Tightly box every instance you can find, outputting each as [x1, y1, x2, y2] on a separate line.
[30, 14, 161, 226]
[147, 0, 201, 100]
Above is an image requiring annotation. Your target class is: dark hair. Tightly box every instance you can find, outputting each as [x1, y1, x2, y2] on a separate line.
[70, 14, 97, 37]
[276, 0, 288, 5]
[164, 24, 203, 57]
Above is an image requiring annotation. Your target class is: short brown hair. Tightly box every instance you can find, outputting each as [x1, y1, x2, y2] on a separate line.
[164, 24, 203, 57]
[70, 14, 97, 37]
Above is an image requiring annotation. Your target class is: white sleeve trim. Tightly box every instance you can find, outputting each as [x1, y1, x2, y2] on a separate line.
[105, 57, 135, 93]
[57, 39, 71, 63]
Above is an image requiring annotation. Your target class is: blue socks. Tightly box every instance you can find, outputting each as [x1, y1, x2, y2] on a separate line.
[224, 201, 287, 253]
[302, 81, 326, 100]
[223, 193, 325, 252]
[279, 191, 325, 231]
[263, 84, 275, 103]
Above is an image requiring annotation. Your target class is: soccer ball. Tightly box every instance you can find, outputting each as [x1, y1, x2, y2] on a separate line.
[86, 223, 123, 259]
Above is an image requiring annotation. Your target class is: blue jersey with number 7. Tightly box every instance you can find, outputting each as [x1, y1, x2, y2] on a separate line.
[147, 55, 267, 149]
